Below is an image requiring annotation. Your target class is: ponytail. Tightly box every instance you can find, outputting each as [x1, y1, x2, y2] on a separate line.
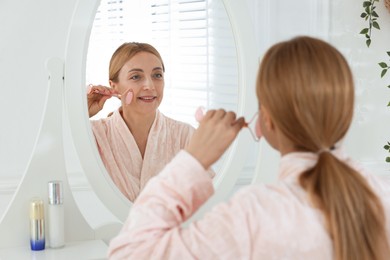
[300, 152, 389, 260]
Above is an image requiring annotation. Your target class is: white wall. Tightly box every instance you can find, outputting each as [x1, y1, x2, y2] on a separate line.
[0, 0, 79, 215]
[329, 0, 390, 174]
[244, 0, 390, 185]
[243, 0, 331, 185]
[0, 0, 83, 176]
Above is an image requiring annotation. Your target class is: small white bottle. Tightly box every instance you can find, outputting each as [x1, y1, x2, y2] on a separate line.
[48, 180, 65, 248]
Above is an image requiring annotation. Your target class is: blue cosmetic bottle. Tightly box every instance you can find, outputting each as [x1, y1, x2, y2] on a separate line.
[30, 198, 45, 251]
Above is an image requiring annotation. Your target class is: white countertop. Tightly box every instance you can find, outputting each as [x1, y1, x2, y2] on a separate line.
[0, 239, 108, 260]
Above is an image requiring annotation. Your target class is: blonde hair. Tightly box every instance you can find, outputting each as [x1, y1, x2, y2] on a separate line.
[109, 42, 165, 83]
[257, 36, 389, 260]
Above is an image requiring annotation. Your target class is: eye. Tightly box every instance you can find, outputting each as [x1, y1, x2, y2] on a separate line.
[153, 73, 163, 79]
[129, 74, 140, 80]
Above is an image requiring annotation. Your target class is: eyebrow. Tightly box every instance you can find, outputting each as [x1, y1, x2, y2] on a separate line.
[127, 67, 163, 73]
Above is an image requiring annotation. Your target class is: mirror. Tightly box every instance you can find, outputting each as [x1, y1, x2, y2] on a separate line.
[66, 0, 258, 222]
[85, 0, 247, 202]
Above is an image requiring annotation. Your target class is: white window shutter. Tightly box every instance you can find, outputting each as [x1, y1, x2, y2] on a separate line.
[87, 0, 238, 127]
[87, 0, 239, 172]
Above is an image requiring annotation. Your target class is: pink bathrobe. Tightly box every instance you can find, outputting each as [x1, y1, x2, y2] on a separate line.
[91, 109, 211, 202]
[107, 149, 390, 259]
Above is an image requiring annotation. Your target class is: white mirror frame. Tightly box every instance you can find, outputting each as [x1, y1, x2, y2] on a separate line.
[66, 0, 258, 222]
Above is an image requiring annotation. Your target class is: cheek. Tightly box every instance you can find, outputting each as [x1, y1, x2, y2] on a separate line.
[116, 82, 128, 92]
[117, 81, 138, 95]
[157, 82, 164, 96]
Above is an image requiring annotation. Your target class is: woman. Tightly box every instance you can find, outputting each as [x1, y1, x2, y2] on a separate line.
[107, 37, 390, 259]
[88, 42, 214, 202]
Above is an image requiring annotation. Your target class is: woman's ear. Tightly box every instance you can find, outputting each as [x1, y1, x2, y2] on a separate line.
[261, 106, 275, 132]
[109, 80, 116, 90]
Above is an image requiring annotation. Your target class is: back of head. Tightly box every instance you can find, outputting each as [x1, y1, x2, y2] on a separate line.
[257, 36, 353, 151]
[257, 36, 389, 260]
[109, 42, 165, 83]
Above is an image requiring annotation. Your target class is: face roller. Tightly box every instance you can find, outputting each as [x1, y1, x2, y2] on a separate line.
[194, 106, 261, 141]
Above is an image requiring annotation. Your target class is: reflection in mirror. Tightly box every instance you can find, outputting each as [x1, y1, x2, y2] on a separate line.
[87, 42, 215, 202]
[86, 0, 239, 201]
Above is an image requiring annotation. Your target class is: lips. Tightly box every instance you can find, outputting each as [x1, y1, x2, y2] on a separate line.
[138, 96, 157, 102]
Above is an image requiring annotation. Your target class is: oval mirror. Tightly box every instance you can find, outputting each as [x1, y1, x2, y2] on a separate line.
[66, 0, 258, 222]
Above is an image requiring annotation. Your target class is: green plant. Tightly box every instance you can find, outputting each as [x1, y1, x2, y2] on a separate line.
[379, 53, 390, 163]
[360, 0, 380, 47]
[360, 0, 390, 163]
[378, 52, 390, 80]
[385, 142, 390, 163]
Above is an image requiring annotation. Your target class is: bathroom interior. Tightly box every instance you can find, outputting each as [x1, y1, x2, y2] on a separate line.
[0, 0, 389, 258]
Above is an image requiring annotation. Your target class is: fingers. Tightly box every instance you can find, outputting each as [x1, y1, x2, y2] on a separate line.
[87, 84, 113, 118]
[87, 84, 119, 98]
[202, 109, 226, 123]
[202, 109, 243, 129]
[186, 109, 244, 169]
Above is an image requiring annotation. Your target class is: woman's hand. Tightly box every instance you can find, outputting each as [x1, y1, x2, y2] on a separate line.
[87, 85, 120, 118]
[186, 109, 245, 169]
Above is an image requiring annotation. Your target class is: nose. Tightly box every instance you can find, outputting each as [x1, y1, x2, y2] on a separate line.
[142, 76, 155, 90]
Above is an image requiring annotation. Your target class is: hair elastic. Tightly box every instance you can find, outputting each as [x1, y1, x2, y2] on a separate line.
[317, 145, 336, 155]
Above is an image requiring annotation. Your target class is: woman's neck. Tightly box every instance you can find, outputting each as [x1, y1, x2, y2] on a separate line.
[122, 108, 157, 158]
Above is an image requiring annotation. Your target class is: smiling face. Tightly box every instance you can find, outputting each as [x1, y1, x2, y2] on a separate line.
[111, 51, 164, 116]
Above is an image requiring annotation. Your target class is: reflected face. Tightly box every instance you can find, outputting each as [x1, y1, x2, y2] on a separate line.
[111, 51, 164, 115]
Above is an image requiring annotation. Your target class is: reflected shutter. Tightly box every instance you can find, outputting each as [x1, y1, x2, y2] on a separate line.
[87, 0, 238, 127]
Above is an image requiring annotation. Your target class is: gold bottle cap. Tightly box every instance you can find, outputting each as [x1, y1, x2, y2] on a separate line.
[30, 198, 44, 220]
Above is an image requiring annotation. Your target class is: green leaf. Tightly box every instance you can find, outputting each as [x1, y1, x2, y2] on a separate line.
[379, 62, 388, 68]
[385, 145, 390, 150]
[373, 21, 380, 30]
[366, 39, 371, 47]
[381, 69, 387, 78]
[388, 101, 390, 106]
[361, 12, 367, 18]
[387, 51, 390, 57]
[360, 28, 369, 34]
[372, 11, 379, 17]
[387, 85, 390, 89]
[363, 1, 371, 7]
[386, 157, 390, 163]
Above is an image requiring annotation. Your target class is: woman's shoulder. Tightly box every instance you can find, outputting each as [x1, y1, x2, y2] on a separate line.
[236, 181, 301, 201]
[218, 182, 327, 242]
[348, 160, 390, 195]
[90, 109, 120, 133]
[229, 182, 311, 218]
